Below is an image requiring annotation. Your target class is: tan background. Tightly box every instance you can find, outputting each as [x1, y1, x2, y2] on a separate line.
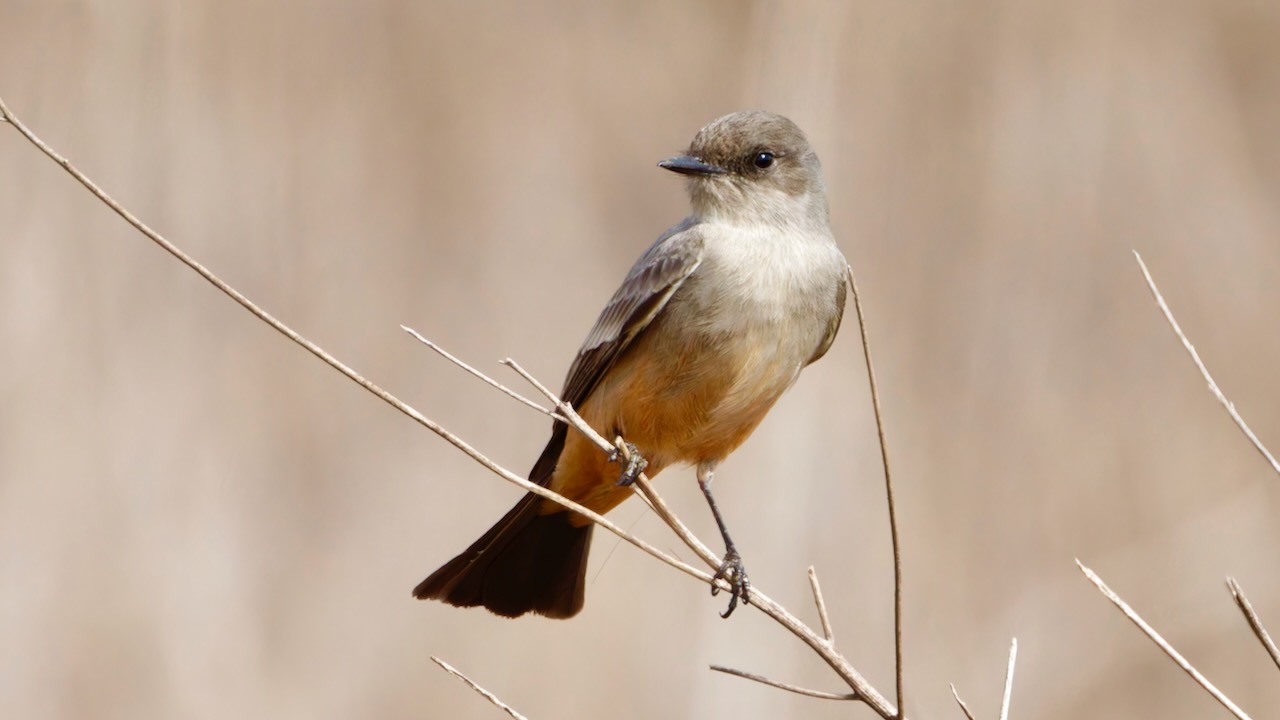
[3, 1, 1279, 718]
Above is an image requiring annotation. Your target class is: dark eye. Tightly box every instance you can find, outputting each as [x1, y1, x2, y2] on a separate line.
[752, 151, 775, 169]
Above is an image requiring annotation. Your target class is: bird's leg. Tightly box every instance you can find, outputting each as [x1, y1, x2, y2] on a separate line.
[698, 463, 749, 618]
[611, 436, 648, 487]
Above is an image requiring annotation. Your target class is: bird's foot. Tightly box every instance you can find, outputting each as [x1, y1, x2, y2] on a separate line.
[611, 438, 648, 487]
[710, 546, 750, 618]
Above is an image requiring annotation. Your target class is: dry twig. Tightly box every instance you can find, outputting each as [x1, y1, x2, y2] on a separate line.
[1077, 560, 1253, 720]
[848, 264, 906, 716]
[1000, 638, 1017, 720]
[1226, 577, 1280, 672]
[402, 326, 561, 420]
[431, 656, 529, 720]
[708, 665, 857, 701]
[949, 684, 978, 720]
[947, 637, 1017, 720]
[1133, 251, 1280, 479]
[808, 566, 835, 644]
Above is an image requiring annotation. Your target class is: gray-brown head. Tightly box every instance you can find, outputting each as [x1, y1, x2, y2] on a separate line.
[659, 110, 828, 229]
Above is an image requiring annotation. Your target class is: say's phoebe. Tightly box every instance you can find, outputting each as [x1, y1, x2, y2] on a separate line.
[414, 110, 848, 619]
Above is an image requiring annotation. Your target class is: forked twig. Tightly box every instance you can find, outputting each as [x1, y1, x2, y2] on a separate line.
[431, 656, 529, 720]
[1133, 251, 1280, 478]
[1077, 560, 1253, 720]
[709, 665, 857, 701]
[1226, 577, 1280, 672]
[402, 326, 561, 420]
[848, 264, 905, 716]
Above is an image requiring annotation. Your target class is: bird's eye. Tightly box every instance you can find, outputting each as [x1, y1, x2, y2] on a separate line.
[752, 151, 775, 169]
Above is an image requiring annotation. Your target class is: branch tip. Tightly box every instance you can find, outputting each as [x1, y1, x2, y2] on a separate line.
[1225, 577, 1280, 672]
[1132, 251, 1280, 478]
[948, 684, 977, 720]
[807, 566, 835, 644]
[431, 656, 529, 720]
[1000, 637, 1017, 720]
[1078, 560, 1253, 720]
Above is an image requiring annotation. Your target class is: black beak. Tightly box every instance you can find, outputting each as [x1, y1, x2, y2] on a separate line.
[658, 155, 728, 176]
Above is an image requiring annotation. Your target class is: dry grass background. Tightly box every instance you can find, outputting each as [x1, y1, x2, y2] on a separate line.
[2, 1, 1280, 718]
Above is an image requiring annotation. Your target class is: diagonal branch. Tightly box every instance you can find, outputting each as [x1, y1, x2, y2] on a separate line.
[949, 684, 977, 720]
[431, 656, 529, 720]
[709, 664, 857, 701]
[402, 326, 561, 420]
[1133, 251, 1280, 479]
[1226, 577, 1280, 672]
[1077, 560, 1253, 720]
[499, 357, 721, 571]
[1000, 638, 1017, 720]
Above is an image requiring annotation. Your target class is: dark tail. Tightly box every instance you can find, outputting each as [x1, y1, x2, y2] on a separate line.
[413, 426, 591, 618]
[412, 495, 592, 618]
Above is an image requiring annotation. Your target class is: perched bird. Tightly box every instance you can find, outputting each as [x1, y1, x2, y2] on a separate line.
[414, 110, 848, 618]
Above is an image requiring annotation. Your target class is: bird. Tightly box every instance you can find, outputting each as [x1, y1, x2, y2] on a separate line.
[414, 110, 848, 619]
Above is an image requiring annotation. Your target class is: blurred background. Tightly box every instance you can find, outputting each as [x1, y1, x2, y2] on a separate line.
[2, 1, 1279, 718]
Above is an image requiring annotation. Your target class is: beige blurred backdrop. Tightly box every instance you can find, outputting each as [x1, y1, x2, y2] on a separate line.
[2, 1, 1279, 718]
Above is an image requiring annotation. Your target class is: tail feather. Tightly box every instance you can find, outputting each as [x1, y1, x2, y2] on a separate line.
[417, 424, 593, 618]
[413, 495, 592, 618]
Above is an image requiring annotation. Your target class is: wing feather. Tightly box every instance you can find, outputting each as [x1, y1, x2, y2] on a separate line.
[559, 224, 704, 409]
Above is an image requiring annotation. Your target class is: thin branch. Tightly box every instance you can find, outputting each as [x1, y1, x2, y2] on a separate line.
[1226, 577, 1280, 672]
[1133, 251, 1280, 478]
[808, 566, 835, 644]
[947, 638, 1016, 720]
[1077, 560, 1253, 720]
[848, 264, 905, 716]
[999, 638, 1017, 720]
[0, 95, 905, 720]
[401, 325, 561, 420]
[501, 358, 615, 453]
[431, 656, 529, 720]
[948, 684, 977, 720]
[625, 458, 722, 570]
[709, 665, 857, 701]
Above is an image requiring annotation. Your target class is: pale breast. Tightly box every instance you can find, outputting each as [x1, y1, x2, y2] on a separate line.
[550, 221, 845, 512]
[674, 223, 845, 359]
[635, 221, 847, 462]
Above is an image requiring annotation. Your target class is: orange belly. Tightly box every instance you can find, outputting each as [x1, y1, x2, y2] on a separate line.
[544, 314, 800, 524]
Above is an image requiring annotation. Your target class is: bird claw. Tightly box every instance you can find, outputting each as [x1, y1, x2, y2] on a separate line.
[612, 439, 648, 486]
[710, 548, 749, 618]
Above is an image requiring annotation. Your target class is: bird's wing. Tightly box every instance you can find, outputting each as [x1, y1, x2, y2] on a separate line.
[807, 268, 848, 365]
[559, 223, 704, 409]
